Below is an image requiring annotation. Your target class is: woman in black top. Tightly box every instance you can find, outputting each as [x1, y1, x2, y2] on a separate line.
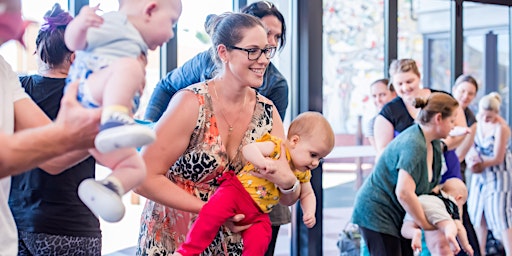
[452, 74, 484, 256]
[452, 75, 479, 173]
[8, 4, 101, 255]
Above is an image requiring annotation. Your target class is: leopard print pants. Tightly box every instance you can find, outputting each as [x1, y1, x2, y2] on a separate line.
[18, 231, 101, 256]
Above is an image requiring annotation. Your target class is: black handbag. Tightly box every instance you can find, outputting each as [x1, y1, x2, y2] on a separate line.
[486, 230, 505, 256]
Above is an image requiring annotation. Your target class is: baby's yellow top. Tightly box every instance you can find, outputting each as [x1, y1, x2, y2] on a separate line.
[238, 133, 311, 213]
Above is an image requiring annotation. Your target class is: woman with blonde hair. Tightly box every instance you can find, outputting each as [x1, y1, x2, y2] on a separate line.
[466, 92, 512, 255]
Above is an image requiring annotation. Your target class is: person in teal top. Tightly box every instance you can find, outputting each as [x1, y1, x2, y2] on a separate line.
[352, 92, 461, 256]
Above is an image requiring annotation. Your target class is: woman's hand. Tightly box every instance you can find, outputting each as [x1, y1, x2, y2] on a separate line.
[224, 214, 251, 233]
[396, 170, 436, 231]
[469, 162, 484, 173]
[251, 147, 300, 205]
[420, 221, 436, 231]
[56, 80, 101, 149]
[255, 158, 278, 175]
[251, 144, 296, 189]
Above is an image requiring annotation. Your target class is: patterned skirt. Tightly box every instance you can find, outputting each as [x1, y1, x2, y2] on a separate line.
[468, 151, 512, 231]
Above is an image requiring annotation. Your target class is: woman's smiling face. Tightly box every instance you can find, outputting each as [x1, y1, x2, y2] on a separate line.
[453, 81, 477, 109]
[392, 71, 421, 99]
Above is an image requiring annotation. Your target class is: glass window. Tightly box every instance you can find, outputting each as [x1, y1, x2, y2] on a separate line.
[176, 1, 232, 66]
[403, 0, 451, 90]
[462, 33, 484, 113]
[322, 0, 385, 135]
[461, 2, 510, 121]
[497, 33, 509, 119]
[419, 1, 511, 120]
[398, 0, 425, 61]
[428, 37, 451, 91]
[89, 0, 118, 12]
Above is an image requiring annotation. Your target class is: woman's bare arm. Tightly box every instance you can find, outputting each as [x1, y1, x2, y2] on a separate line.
[0, 82, 100, 177]
[481, 123, 511, 168]
[456, 123, 476, 162]
[262, 105, 300, 205]
[373, 115, 395, 160]
[134, 90, 205, 213]
[396, 169, 435, 230]
[443, 106, 468, 150]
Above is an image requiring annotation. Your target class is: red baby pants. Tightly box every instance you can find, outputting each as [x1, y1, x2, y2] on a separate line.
[176, 171, 272, 256]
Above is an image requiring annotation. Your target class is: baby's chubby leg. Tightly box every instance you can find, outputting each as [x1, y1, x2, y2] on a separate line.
[96, 57, 146, 109]
[78, 148, 146, 223]
[85, 57, 146, 109]
[86, 57, 155, 153]
[91, 147, 147, 193]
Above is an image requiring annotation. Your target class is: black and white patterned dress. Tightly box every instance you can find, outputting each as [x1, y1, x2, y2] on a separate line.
[468, 123, 512, 232]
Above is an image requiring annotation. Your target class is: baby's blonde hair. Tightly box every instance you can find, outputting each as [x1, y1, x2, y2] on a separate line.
[288, 111, 335, 152]
[442, 178, 468, 203]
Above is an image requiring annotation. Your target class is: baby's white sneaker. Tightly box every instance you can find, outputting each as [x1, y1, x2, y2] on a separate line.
[78, 178, 125, 223]
[95, 112, 156, 153]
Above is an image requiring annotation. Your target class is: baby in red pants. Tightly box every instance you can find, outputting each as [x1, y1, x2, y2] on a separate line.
[173, 111, 335, 256]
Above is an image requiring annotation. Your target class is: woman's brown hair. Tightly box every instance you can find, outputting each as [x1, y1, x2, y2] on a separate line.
[454, 74, 479, 92]
[413, 92, 459, 125]
[389, 58, 421, 78]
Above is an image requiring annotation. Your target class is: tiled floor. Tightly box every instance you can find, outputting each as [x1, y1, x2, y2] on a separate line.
[98, 166, 362, 255]
[272, 207, 354, 256]
[101, 206, 354, 256]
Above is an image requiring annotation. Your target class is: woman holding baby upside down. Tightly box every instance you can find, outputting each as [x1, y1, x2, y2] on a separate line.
[352, 92, 460, 256]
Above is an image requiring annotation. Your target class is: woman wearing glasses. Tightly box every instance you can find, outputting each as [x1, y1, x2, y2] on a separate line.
[144, 1, 288, 121]
[142, 2, 291, 255]
[135, 12, 299, 255]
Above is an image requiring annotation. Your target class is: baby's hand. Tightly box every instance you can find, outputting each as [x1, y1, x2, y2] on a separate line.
[302, 212, 316, 228]
[470, 154, 483, 164]
[445, 232, 460, 255]
[411, 229, 422, 252]
[76, 5, 104, 30]
[463, 245, 474, 256]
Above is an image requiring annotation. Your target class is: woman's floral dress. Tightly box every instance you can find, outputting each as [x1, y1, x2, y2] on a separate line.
[136, 82, 274, 255]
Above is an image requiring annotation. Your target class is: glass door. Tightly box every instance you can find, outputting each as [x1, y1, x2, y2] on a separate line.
[461, 2, 510, 120]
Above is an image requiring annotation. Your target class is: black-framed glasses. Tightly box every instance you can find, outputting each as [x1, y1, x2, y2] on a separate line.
[227, 45, 277, 60]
